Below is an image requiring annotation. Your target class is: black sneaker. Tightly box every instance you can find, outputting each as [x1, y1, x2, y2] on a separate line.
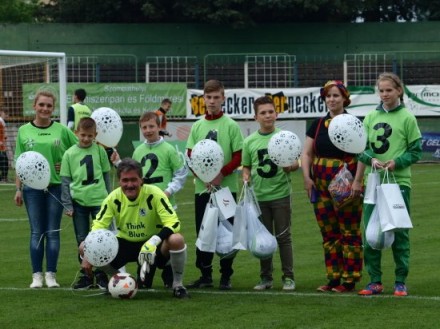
[173, 286, 190, 299]
[73, 275, 93, 290]
[187, 276, 214, 289]
[95, 273, 109, 291]
[219, 277, 231, 290]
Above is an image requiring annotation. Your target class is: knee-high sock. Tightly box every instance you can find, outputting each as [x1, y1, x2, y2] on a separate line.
[170, 244, 187, 288]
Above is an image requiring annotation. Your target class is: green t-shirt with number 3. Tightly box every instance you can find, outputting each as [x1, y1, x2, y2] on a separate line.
[363, 104, 421, 187]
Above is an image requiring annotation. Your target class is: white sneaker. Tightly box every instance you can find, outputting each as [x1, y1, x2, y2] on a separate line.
[30, 272, 43, 288]
[45, 272, 60, 288]
[282, 278, 296, 291]
[253, 279, 273, 291]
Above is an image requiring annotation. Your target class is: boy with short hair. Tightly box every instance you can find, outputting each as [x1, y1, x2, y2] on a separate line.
[241, 96, 298, 291]
[61, 117, 112, 290]
[112, 111, 188, 288]
[186, 79, 244, 290]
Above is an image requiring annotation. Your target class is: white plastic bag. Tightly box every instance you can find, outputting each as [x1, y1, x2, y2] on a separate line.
[245, 194, 277, 260]
[216, 220, 237, 259]
[195, 195, 219, 252]
[232, 201, 247, 250]
[364, 167, 380, 204]
[376, 170, 412, 232]
[366, 205, 395, 250]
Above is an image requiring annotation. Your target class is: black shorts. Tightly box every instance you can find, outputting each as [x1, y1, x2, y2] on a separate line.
[110, 238, 169, 271]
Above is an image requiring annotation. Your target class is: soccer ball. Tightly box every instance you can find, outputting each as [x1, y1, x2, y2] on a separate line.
[108, 273, 138, 299]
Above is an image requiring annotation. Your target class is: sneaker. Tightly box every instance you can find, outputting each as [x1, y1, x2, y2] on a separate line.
[219, 277, 232, 290]
[30, 272, 43, 288]
[187, 276, 213, 289]
[394, 283, 408, 297]
[332, 282, 355, 293]
[358, 282, 384, 296]
[317, 279, 340, 292]
[95, 273, 109, 291]
[73, 275, 93, 290]
[282, 278, 296, 291]
[45, 272, 60, 288]
[173, 286, 190, 299]
[254, 279, 273, 291]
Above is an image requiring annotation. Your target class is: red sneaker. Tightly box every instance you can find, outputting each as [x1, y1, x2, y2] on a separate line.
[317, 284, 333, 292]
[332, 284, 355, 293]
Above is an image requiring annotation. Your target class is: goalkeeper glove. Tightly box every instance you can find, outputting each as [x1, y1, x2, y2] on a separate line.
[138, 235, 162, 281]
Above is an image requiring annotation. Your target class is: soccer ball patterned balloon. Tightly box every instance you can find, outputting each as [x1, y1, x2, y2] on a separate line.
[190, 139, 224, 183]
[16, 151, 50, 190]
[267, 130, 302, 167]
[108, 273, 138, 299]
[91, 107, 123, 148]
[328, 114, 367, 154]
[249, 231, 277, 260]
[83, 229, 118, 267]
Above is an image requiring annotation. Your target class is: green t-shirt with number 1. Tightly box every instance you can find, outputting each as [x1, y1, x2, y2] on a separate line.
[60, 142, 110, 206]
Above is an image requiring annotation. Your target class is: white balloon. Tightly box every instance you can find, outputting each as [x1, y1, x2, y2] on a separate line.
[190, 139, 224, 183]
[267, 130, 302, 167]
[328, 114, 367, 154]
[83, 229, 119, 267]
[16, 151, 50, 190]
[91, 107, 123, 147]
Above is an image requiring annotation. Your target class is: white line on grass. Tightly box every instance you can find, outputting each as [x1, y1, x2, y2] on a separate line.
[0, 218, 28, 222]
[1, 286, 440, 301]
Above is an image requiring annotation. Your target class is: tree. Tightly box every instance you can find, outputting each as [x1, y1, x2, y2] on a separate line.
[0, 0, 39, 23]
[4, 0, 439, 25]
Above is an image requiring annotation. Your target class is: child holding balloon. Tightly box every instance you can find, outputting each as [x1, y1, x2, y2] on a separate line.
[241, 96, 298, 291]
[186, 79, 244, 290]
[60, 117, 112, 290]
[14, 90, 77, 288]
[357, 72, 422, 297]
[301, 80, 364, 293]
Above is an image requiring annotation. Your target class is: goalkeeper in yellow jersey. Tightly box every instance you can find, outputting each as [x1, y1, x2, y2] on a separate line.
[79, 158, 188, 298]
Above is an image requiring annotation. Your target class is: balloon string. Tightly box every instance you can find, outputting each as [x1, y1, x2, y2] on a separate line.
[35, 189, 72, 249]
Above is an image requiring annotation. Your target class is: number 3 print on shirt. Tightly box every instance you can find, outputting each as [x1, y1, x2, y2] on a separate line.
[371, 122, 392, 154]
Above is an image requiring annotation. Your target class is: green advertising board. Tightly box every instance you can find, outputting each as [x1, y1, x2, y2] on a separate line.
[22, 83, 187, 117]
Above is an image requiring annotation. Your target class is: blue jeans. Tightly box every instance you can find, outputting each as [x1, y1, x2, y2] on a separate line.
[72, 202, 101, 263]
[23, 185, 63, 273]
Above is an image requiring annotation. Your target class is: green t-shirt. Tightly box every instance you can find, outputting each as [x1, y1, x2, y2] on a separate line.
[242, 128, 292, 201]
[92, 184, 180, 242]
[60, 142, 110, 206]
[132, 140, 184, 206]
[15, 121, 78, 185]
[363, 104, 422, 187]
[72, 103, 91, 130]
[186, 115, 243, 194]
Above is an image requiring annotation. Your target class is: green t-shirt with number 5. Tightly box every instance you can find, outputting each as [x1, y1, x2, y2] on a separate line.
[242, 127, 292, 201]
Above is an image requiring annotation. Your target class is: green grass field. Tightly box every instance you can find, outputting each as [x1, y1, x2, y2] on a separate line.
[0, 164, 439, 329]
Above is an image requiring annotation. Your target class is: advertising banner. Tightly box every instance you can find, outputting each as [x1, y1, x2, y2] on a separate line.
[22, 83, 187, 117]
[187, 86, 440, 119]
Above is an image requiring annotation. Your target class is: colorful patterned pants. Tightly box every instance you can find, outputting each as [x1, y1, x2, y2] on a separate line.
[312, 157, 363, 283]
